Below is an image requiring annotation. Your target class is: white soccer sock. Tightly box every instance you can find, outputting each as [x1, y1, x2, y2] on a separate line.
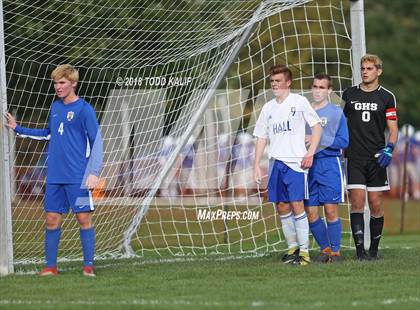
[280, 212, 298, 250]
[294, 212, 309, 253]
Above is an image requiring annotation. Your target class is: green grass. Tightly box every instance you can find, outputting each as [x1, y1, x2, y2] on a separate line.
[1, 234, 419, 310]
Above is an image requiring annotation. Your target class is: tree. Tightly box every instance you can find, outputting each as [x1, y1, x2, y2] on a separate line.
[365, 0, 420, 128]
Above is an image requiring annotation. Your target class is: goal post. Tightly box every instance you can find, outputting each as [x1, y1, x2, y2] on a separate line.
[349, 0, 370, 249]
[0, 0, 13, 276]
[350, 0, 366, 85]
[1, 0, 365, 268]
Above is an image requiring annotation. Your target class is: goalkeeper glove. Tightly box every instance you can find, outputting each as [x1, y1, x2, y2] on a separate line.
[375, 143, 394, 168]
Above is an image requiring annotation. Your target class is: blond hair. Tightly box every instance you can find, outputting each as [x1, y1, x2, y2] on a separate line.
[361, 54, 383, 69]
[51, 64, 79, 83]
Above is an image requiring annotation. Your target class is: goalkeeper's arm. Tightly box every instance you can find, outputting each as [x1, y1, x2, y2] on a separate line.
[386, 118, 399, 147]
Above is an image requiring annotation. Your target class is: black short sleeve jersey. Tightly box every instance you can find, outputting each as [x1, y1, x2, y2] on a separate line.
[343, 85, 397, 159]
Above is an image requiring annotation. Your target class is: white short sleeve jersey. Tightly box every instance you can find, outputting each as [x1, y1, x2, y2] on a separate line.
[253, 93, 320, 172]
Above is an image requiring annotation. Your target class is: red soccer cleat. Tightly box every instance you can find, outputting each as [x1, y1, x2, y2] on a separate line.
[39, 267, 59, 276]
[83, 266, 96, 277]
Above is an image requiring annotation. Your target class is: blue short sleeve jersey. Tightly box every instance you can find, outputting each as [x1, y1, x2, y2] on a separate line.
[312, 103, 349, 158]
[15, 98, 103, 184]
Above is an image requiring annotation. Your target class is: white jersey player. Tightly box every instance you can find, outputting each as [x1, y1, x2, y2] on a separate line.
[253, 65, 322, 266]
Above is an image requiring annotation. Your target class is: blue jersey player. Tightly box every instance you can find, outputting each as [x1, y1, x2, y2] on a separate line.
[5, 64, 103, 276]
[304, 74, 349, 263]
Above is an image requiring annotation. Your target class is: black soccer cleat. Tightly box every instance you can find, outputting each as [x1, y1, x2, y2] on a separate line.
[368, 250, 379, 261]
[356, 250, 368, 261]
[291, 255, 311, 266]
[315, 248, 331, 263]
[281, 248, 299, 264]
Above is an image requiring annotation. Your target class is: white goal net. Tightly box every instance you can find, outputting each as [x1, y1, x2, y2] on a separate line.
[2, 0, 353, 264]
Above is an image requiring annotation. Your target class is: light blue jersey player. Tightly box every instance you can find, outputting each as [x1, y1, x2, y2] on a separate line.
[5, 64, 103, 276]
[253, 65, 322, 266]
[304, 73, 348, 263]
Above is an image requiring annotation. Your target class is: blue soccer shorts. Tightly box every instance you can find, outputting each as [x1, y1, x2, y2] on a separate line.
[45, 184, 95, 214]
[267, 159, 308, 203]
[305, 156, 345, 207]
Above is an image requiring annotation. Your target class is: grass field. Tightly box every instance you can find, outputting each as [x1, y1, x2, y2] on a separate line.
[1, 233, 419, 310]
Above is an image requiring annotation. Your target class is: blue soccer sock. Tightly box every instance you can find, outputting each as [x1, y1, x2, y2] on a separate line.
[327, 219, 342, 253]
[80, 227, 95, 267]
[309, 217, 330, 251]
[45, 228, 61, 268]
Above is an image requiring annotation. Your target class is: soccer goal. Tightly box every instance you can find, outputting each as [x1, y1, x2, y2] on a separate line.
[0, 0, 366, 273]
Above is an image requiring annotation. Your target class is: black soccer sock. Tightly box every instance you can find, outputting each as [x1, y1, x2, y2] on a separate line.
[350, 212, 365, 256]
[369, 216, 384, 255]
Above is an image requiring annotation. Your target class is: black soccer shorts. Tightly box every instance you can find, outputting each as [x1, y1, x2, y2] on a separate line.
[346, 158, 390, 191]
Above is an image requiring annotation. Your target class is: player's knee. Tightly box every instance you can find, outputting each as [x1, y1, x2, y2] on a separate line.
[276, 203, 291, 215]
[307, 213, 319, 223]
[350, 198, 364, 212]
[46, 213, 61, 229]
[76, 213, 93, 229]
[368, 199, 383, 216]
[324, 206, 338, 222]
[325, 211, 338, 222]
[305, 207, 319, 223]
[349, 190, 365, 210]
[369, 204, 383, 217]
[290, 201, 304, 215]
